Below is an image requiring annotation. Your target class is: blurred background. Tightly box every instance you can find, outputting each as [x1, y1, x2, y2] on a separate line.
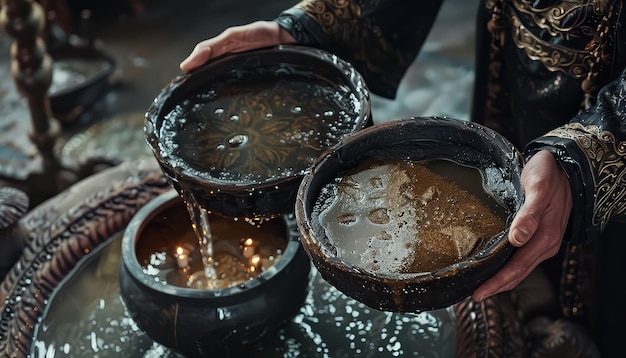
[0, 0, 478, 206]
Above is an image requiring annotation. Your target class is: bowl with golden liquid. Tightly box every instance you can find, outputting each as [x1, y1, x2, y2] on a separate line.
[119, 189, 311, 357]
[144, 45, 371, 219]
[295, 117, 524, 312]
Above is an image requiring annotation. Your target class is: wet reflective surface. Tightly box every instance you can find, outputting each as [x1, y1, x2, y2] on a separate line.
[34, 234, 457, 358]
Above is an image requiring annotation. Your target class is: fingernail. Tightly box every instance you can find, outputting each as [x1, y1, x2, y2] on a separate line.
[180, 56, 192, 70]
[510, 227, 528, 247]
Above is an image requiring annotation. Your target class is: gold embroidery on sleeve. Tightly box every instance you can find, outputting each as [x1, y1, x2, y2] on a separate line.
[295, 0, 409, 68]
[545, 123, 626, 229]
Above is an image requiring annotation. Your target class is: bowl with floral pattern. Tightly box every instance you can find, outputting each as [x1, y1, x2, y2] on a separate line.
[145, 45, 371, 218]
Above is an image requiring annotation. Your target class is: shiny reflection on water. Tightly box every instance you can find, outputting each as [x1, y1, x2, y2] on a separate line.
[32, 234, 457, 357]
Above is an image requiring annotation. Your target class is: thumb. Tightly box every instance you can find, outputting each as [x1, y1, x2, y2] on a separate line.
[508, 191, 543, 247]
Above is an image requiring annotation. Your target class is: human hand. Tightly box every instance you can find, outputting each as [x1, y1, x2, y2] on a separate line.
[472, 150, 573, 301]
[180, 21, 297, 72]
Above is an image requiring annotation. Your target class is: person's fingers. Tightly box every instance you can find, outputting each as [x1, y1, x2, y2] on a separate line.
[508, 185, 543, 247]
[180, 21, 296, 72]
[472, 225, 561, 301]
[180, 43, 212, 72]
[472, 248, 540, 302]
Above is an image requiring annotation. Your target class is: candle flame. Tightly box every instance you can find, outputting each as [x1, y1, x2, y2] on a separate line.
[249, 254, 261, 272]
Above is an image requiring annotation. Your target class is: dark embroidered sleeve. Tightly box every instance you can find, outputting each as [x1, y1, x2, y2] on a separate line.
[273, 0, 443, 99]
[525, 69, 626, 244]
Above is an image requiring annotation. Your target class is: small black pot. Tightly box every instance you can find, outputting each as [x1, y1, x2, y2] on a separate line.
[119, 189, 311, 357]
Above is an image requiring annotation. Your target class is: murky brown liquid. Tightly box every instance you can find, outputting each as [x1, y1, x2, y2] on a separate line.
[136, 202, 287, 289]
[159, 75, 361, 184]
[314, 159, 507, 274]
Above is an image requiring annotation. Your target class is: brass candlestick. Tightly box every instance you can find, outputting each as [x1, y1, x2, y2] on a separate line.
[0, 0, 118, 204]
[0, 0, 62, 174]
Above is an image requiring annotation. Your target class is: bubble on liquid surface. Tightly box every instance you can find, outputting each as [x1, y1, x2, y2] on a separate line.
[367, 208, 390, 225]
[226, 134, 248, 147]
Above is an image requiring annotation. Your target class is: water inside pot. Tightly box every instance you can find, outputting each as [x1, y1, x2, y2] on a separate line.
[135, 197, 288, 289]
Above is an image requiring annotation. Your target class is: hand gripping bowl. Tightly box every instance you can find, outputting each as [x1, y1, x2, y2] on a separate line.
[144, 45, 371, 218]
[295, 117, 524, 312]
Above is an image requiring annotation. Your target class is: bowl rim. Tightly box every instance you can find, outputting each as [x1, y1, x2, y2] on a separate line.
[295, 116, 523, 283]
[121, 188, 303, 298]
[144, 44, 372, 192]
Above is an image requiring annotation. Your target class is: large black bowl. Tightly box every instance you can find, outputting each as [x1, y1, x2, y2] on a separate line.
[295, 117, 524, 312]
[145, 45, 371, 218]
